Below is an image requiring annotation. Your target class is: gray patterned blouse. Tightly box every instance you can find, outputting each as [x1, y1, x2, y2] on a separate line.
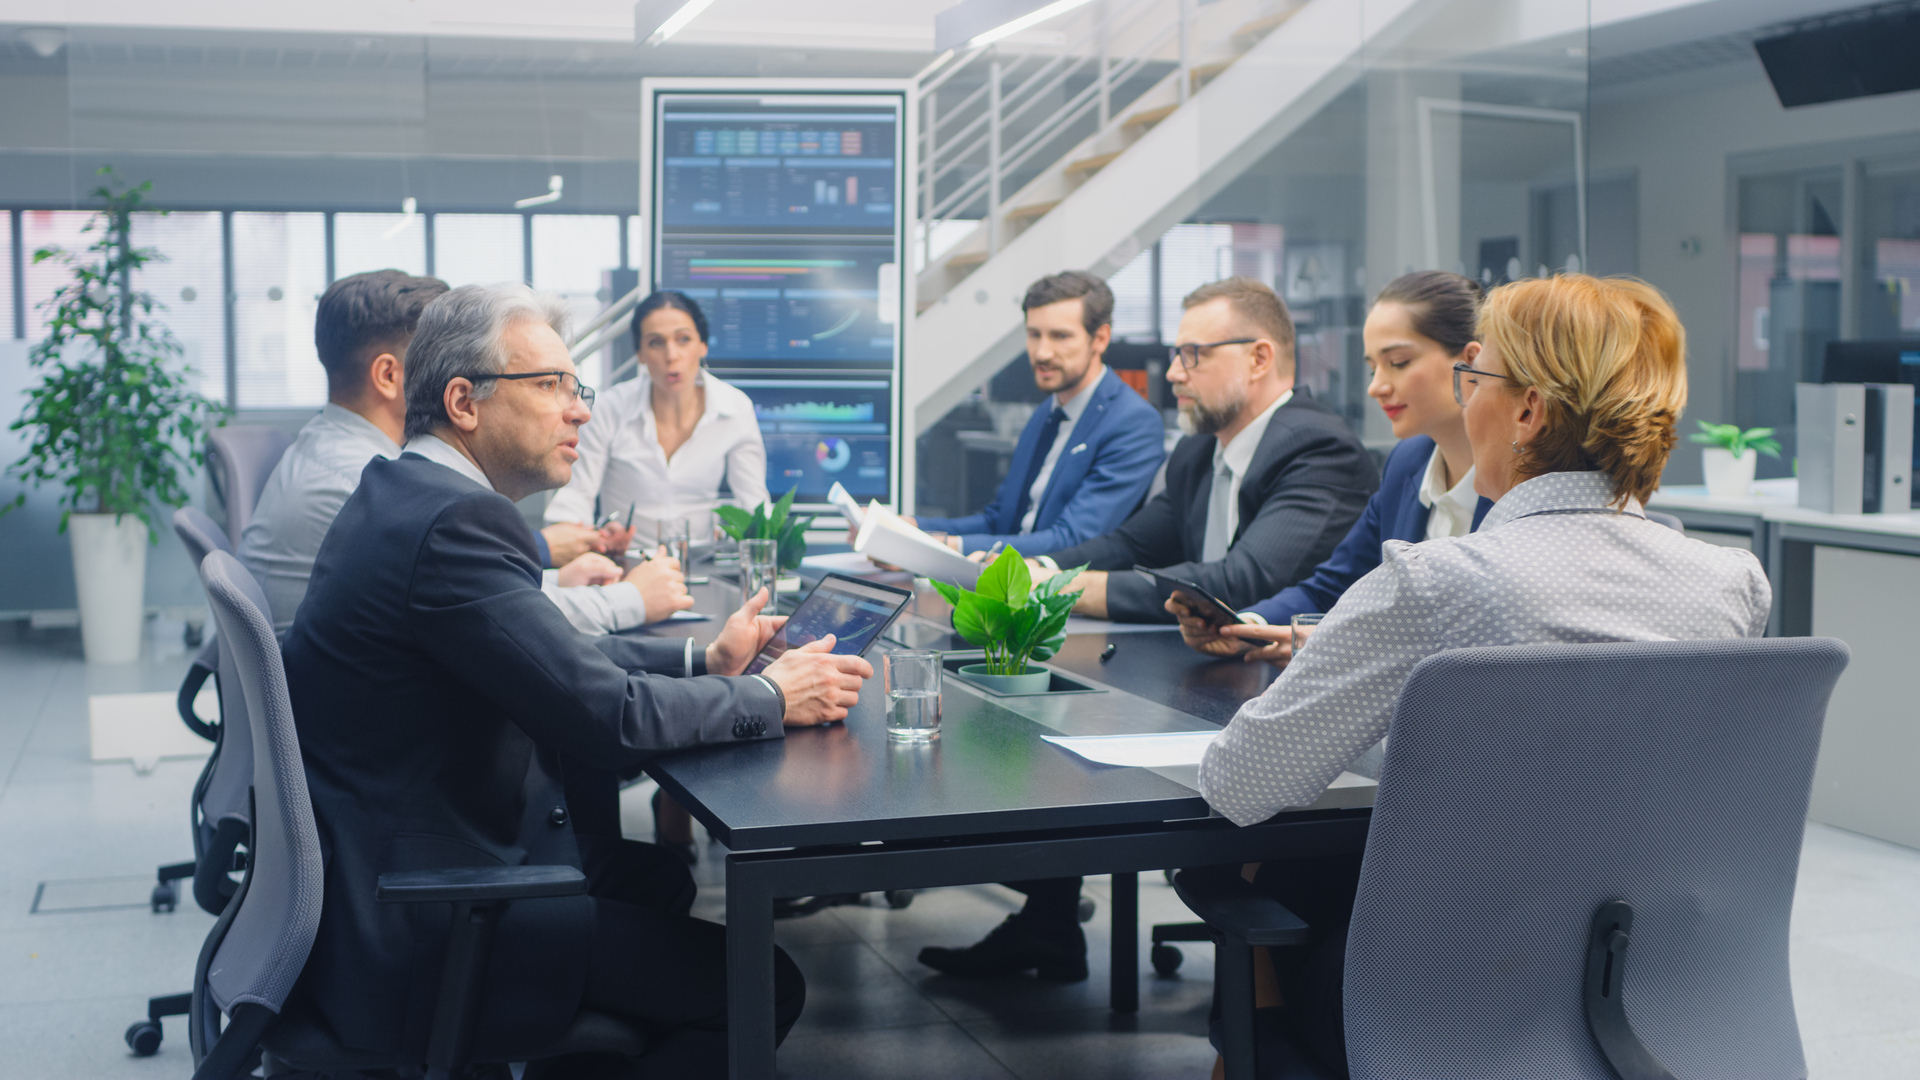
[1198, 470, 1772, 826]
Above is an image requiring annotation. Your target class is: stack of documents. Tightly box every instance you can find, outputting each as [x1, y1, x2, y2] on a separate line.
[852, 499, 984, 589]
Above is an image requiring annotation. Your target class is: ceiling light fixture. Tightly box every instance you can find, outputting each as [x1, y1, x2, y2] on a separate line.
[18, 27, 67, 59]
[515, 175, 563, 209]
[382, 197, 418, 240]
[641, 0, 720, 47]
[966, 0, 1096, 50]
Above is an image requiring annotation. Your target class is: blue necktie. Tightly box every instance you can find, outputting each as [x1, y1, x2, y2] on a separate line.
[1012, 406, 1068, 530]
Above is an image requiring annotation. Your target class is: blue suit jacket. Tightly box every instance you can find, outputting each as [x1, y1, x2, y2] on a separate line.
[1242, 436, 1491, 624]
[918, 367, 1165, 558]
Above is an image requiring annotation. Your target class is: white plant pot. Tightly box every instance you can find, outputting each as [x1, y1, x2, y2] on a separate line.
[1701, 447, 1758, 500]
[68, 512, 149, 664]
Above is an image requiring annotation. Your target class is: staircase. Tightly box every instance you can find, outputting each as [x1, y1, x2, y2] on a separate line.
[906, 0, 1429, 434]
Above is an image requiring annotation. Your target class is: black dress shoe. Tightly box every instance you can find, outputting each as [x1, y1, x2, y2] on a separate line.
[651, 789, 697, 865]
[917, 914, 1089, 982]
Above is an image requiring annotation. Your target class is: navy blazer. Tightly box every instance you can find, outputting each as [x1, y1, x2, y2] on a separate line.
[1242, 436, 1492, 625]
[282, 454, 783, 1059]
[1050, 389, 1378, 623]
[917, 367, 1165, 558]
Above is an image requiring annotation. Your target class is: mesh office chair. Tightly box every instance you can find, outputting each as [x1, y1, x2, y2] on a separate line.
[205, 425, 293, 548]
[1179, 637, 1850, 1080]
[185, 552, 649, 1080]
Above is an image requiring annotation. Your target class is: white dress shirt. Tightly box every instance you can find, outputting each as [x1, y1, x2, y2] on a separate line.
[1416, 447, 1479, 542]
[1201, 389, 1293, 559]
[239, 405, 401, 628]
[546, 371, 769, 537]
[1019, 368, 1101, 533]
[402, 435, 648, 635]
[1198, 470, 1772, 826]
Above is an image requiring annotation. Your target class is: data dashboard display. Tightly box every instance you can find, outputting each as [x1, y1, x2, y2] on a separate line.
[649, 88, 905, 508]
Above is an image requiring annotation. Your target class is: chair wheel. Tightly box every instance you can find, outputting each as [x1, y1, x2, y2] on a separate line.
[1077, 897, 1096, 923]
[1151, 943, 1185, 976]
[884, 889, 914, 909]
[150, 883, 177, 913]
[125, 1019, 163, 1056]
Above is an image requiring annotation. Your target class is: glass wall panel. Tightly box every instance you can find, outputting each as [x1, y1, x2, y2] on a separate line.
[1861, 164, 1920, 339]
[0, 213, 12, 339]
[434, 213, 525, 288]
[132, 211, 226, 404]
[531, 214, 621, 386]
[1107, 244, 1155, 342]
[232, 211, 328, 410]
[335, 212, 427, 279]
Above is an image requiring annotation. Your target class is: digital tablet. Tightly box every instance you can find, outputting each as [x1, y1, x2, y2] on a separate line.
[744, 572, 915, 675]
[1133, 565, 1243, 627]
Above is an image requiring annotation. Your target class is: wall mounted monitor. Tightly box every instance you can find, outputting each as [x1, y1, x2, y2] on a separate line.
[643, 83, 907, 512]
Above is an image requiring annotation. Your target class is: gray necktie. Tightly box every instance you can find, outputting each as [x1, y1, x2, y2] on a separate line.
[1201, 457, 1234, 562]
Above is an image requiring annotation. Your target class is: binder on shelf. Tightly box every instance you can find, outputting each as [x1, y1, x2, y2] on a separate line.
[1797, 382, 1913, 514]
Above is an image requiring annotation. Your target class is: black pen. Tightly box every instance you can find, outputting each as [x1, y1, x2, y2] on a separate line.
[1100, 643, 1117, 663]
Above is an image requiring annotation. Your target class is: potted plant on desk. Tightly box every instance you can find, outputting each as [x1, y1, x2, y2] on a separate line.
[932, 547, 1084, 694]
[716, 487, 813, 590]
[3, 169, 222, 663]
[1690, 421, 1781, 499]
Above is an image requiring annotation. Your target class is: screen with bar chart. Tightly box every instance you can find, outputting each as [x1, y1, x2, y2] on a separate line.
[648, 86, 905, 508]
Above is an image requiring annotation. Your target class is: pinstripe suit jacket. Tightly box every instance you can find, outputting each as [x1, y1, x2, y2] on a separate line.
[1049, 389, 1378, 623]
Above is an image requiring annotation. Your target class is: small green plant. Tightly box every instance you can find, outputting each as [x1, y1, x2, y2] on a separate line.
[3, 167, 223, 534]
[1689, 421, 1781, 460]
[930, 548, 1086, 676]
[716, 487, 813, 572]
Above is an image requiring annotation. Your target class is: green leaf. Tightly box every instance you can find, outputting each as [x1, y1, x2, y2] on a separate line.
[975, 547, 1030, 610]
[715, 505, 753, 540]
[929, 579, 961, 606]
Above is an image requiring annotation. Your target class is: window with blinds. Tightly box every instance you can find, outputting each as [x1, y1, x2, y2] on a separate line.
[232, 211, 329, 409]
[434, 213, 524, 288]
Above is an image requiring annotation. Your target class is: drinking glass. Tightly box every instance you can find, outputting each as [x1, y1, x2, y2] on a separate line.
[740, 538, 779, 606]
[659, 517, 697, 582]
[885, 650, 942, 741]
[710, 513, 740, 568]
[1290, 613, 1325, 655]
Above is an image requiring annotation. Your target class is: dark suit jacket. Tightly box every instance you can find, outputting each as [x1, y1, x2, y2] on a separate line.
[916, 368, 1165, 557]
[281, 453, 782, 1059]
[1243, 435, 1492, 624]
[1050, 389, 1378, 623]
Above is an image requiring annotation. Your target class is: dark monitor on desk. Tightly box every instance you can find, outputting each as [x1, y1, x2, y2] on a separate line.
[1821, 339, 1920, 488]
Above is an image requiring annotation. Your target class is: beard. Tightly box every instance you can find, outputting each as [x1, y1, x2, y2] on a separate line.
[1176, 389, 1245, 436]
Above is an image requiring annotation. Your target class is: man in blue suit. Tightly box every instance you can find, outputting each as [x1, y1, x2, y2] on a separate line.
[909, 271, 1165, 558]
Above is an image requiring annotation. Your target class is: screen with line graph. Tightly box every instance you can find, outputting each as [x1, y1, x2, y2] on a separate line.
[649, 86, 906, 509]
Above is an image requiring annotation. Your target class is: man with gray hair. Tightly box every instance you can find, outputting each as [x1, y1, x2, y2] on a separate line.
[282, 282, 867, 1074]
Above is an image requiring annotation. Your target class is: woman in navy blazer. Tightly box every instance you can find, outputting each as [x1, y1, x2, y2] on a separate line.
[1171, 271, 1489, 665]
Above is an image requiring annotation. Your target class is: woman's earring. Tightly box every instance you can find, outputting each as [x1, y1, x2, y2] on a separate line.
[1510, 440, 1523, 453]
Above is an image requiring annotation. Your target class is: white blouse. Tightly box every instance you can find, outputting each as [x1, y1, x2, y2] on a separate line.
[546, 370, 770, 538]
[1198, 470, 1773, 826]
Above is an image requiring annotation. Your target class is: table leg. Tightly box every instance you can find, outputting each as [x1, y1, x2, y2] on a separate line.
[1110, 870, 1138, 1013]
[724, 856, 778, 1079]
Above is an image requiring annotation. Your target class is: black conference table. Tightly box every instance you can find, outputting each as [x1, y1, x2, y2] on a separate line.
[637, 569, 1374, 1078]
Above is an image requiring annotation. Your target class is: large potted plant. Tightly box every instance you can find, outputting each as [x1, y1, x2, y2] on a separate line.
[3, 170, 222, 662]
[1689, 421, 1781, 500]
[717, 487, 814, 583]
[931, 547, 1084, 694]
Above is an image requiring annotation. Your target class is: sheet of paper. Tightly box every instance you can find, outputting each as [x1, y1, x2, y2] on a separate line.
[854, 502, 983, 589]
[827, 482, 882, 528]
[1041, 730, 1219, 768]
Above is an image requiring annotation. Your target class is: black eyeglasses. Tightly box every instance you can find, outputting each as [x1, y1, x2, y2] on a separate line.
[1451, 361, 1515, 406]
[1167, 338, 1258, 370]
[469, 370, 595, 408]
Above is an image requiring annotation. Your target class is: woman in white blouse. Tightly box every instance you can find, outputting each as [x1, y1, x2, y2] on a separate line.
[1194, 274, 1771, 1079]
[546, 290, 770, 542]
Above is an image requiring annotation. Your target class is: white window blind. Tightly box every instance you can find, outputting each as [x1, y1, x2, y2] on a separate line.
[433, 214, 524, 288]
[1107, 244, 1155, 342]
[1157, 223, 1235, 342]
[0, 213, 12, 339]
[132, 211, 227, 404]
[532, 214, 620, 386]
[334, 212, 427, 279]
[232, 212, 328, 410]
[21, 211, 95, 346]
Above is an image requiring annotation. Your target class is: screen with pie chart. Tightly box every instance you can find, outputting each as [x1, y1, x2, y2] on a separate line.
[647, 85, 905, 512]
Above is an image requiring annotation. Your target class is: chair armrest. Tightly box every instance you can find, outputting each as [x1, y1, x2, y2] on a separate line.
[1172, 867, 1313, 947]
[375, 865, 587, 904]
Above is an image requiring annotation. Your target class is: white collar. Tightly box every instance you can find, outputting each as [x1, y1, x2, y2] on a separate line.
[403, 433, 495, 492]
[321, 402, 402, 458]
[1417, 444, 1477, 514]
[1214, 389, 1293, 477]
[1050, 366, 1105, 422]
[635, 369, 738, 420]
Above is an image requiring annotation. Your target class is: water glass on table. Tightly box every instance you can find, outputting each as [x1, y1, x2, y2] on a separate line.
[740, 538, 779, 606]
[885, 650, 942, 741]
[711, 513, 740, 568]
[1290, 613, 1325, 655]
[659, 517, 701, 583]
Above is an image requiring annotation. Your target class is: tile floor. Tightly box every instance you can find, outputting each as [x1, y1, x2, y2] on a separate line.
[1, 620, 1916, 1078]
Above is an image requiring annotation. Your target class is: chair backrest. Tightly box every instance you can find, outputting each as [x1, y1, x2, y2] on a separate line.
[174, 505, 233, 563]
[1342, 638, 1848, 1080]
[197, 551, 324, 1017]
[177, 506, 254, 838]
[207, 425, 294, 547]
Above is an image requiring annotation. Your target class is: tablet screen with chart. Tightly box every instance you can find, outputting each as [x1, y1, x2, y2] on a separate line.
[648, 86, 906, 513]
[744, 573, 913, 675]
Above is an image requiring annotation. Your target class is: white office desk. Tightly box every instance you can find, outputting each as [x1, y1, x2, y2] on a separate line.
[1653, 478, 1920, 850]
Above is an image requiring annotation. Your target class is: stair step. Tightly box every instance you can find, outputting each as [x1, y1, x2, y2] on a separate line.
[1063, 151, 1124, 180]
[944, 249, 989, 270]
[1232, 7, 1303, 48]
[1189, 58, 1234, 89]
[1004, 200, 1061, 225]
[1122, 104, 1178, 136]
[917, 298, 938, 315]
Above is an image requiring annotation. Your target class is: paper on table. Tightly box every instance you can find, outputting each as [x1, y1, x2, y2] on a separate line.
[800, 551, 887, 575]
[827, 482, 881, 528]
[1041, 730, 1219, 768]
[854, 501, 984, 589]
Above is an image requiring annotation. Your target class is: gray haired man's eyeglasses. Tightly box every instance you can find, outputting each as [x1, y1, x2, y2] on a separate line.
[467, 370, 596, 408]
